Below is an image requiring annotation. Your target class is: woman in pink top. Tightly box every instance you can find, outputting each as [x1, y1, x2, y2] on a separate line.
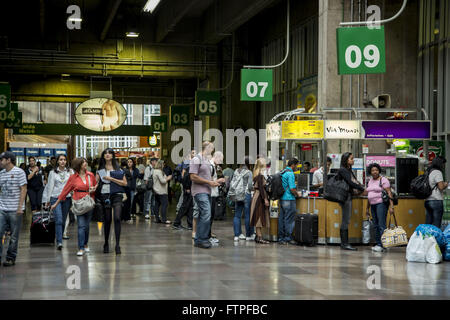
[366, 163, 394, 252]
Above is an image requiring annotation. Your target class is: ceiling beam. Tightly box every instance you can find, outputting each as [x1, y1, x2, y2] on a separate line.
[100, 0, 123, 41]
[155, 0, 204, 43]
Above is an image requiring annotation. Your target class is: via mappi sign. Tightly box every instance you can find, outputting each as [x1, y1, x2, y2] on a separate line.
[337, 26, 386, 74]
[241, 69, 273, 101]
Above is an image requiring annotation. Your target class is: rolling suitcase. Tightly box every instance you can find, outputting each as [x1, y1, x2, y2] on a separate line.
[293, 198, 318, 245]
[30, 210, 55, 245]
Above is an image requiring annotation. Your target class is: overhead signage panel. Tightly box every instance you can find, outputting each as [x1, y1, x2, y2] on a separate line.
[75, 98, 127, 132]
[361, 120, 431, 140]
[195, 91, 221, 116]
[170, 105, 190, 126]
[13, 124, 154, 136]
[241, 69, 273, 101]
[365, 155, 396, 168]
[325, 120, 360, 139]
[281, 120, 324, 140]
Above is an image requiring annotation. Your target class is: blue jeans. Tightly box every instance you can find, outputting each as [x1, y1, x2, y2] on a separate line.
[233, 193, 254, 237]
[0, 210, 23, 261]
[278, 200, 296, 242]
[144, 190, 155, 215]
[371, 202, 387, 247]
[50, 197, 72, 244]
[194, 193, 211, 245]
[425, 200, 444, 228]
[77, 209, 92, 250]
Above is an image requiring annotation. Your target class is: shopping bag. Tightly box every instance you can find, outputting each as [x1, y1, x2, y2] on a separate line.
[381, 210, 408, 248]
[406, 231, 427, 263]
[362, 206, 375, 244]
[425, 236, 442, 264]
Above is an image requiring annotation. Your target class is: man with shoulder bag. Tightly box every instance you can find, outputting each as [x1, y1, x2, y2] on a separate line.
[144, 158, 158, 220]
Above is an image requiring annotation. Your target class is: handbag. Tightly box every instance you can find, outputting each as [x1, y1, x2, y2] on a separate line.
[71, 175, 95, 216]
[381, 210, 408, 248]
[380, 177, 398, 206]
[362, 206, 376, 244]
[323, 174, 349, 203]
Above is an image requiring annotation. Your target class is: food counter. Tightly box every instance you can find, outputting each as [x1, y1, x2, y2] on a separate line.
[295, 196, 426, 244]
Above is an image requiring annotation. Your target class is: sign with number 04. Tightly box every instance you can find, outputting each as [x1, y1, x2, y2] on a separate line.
[151, 115, 168, 132]
[336, 26, 386, 74]
[195, 91, 221, 116]
[241, 69, 273, 101]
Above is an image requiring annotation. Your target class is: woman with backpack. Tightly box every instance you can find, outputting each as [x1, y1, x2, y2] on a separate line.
[338, 152, 366, 251]
[250, 158, 270, 244]
[231, 157, 254, 242]
[424, 156, 448, 228]
[366, 163, 394, 253]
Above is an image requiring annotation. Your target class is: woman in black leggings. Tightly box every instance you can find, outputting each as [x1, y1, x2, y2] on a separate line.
[95, 148, 128, 254]
[26, 156, 44, 213]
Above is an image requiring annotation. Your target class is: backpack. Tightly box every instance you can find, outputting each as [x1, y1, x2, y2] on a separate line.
[410, 169, 437, 199]
[265, 169, 288, 200]
[228, 169, 248, 202]
[181, 166, 192, 190]
[173, 164, 183, 183]
[146, 167, 154, 191]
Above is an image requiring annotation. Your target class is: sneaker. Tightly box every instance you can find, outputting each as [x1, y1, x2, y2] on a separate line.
[209, 237, 219, 244]
[194, 242, 211, 249]
[234, 236, 239, 242]
[371, 245, 384, 252]
[145, 214, 150, 219]
[192, 232, 196, 239]
[84, 247, 90, 253]
[3, 259, 15, 267]
[172, 225, 182, 230]
[63, 235, 69, 240]
[77, 250, 84, 256]
[238, 234, 246, 240]
[57, 243, 63, 250]
[246, 234, 256, 241]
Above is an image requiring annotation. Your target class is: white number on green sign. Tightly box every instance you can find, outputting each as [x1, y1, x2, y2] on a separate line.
[345, 44, 380, 69]
[198, 101, 217, 114]
[173, 113, 188, 125]
[246, 81, 268, 98]
[0, 95, 7, 108]
[153, 122, 165, 131]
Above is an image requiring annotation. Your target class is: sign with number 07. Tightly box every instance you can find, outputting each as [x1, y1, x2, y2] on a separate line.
[337, 26, 386, 74]
[241, 69, 273, 101]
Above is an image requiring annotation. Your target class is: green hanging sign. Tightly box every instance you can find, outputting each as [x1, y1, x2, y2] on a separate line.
[240, 69, 273, 101]
[195, 91, 221, 116]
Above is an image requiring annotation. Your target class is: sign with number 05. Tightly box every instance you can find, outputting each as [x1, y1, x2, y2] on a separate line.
[336, 26, 386, 74]
[151, 115, 168, 132]
[241, 69, 273, 101]
[195, 91, 221, 116]
[170, 105, 190, 126]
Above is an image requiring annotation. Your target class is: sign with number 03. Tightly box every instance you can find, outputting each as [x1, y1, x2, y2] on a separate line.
[241, 69, 273, 101]
[336, 26, 386, 74]
[170, 105, 190, 126]
[195, 91, 221, 116]
[151, 115, 168, 132]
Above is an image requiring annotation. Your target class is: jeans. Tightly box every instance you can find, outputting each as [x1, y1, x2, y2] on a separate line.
[144, 190, 155, 215]
[176, 185, 184, 212]
[339, 195, 352, 231]
[28, 187, 44, 211]
[233, 193, 254, 237]
[278, 200, 296, 242]
[154, 194, 169, 222]
[77, 209, 92, 250]
[50, 197, 72, 244]
[174, 191, 193, 228]
[425, 200, 444, 228]
[194, 193, 211, 245]
[371, 202, 387, 247]
[0, 210, 22, 261]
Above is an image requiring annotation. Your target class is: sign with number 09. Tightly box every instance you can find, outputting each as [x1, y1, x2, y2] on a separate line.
[241, 69, 273, 101]
[337, 26, 386, 74]
[195, 91, 221, 116]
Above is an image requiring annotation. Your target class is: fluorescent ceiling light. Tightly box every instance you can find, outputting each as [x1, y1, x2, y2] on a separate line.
[61, 74, 70, 77]
[68, 18, 82, 22]
[126, 32, 139, 38]
[143, 0, 161, 13]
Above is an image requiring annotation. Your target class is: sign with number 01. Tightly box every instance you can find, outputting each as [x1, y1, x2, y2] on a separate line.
[151, 115, 168, 132]
[241, 69, 273, 101]
[195, 91, 221, 116]
[336, 26, 386, 74]
[170, 105, 190, 126]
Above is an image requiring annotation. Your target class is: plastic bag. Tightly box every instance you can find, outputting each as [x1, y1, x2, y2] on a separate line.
[362, 219, 375, 244]
[406, 231, 427, 263]
[424, 236, 442, 264]
[415, 224, 446, 247]
[445, 243, 450, 261]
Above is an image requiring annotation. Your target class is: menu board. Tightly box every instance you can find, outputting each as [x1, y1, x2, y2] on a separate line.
[281, 120, 324, 140]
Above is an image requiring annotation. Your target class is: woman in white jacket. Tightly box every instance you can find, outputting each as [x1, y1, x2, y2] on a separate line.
[43, 154, 73, 250]
[152, 160, 172, 224]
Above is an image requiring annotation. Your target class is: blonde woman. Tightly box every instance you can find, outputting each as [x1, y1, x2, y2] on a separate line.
[153, 160, 172, 224]
[250, 158, 270, 244]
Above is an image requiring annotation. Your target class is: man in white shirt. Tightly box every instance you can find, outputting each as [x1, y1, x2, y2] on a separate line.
[312, 157, 332, 189]
[144, 158, 158, 220]
[0, 151, 27, 267]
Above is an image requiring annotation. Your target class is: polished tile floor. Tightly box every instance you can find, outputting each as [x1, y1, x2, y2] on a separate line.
[1, 205, 450, 300]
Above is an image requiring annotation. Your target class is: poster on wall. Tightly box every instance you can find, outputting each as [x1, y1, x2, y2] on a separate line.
[296, 75, 317, 113]
[75, 98, 127, 132]
[410, 141, 445, 162]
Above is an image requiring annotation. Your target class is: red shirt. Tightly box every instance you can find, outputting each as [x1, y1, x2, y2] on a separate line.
[58, 171, 97, 201]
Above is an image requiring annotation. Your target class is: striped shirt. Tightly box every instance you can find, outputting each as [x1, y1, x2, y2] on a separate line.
[0, 166, 27, 211]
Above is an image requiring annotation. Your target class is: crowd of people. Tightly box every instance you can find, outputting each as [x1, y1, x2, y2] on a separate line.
[0, 142, 447, 265]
